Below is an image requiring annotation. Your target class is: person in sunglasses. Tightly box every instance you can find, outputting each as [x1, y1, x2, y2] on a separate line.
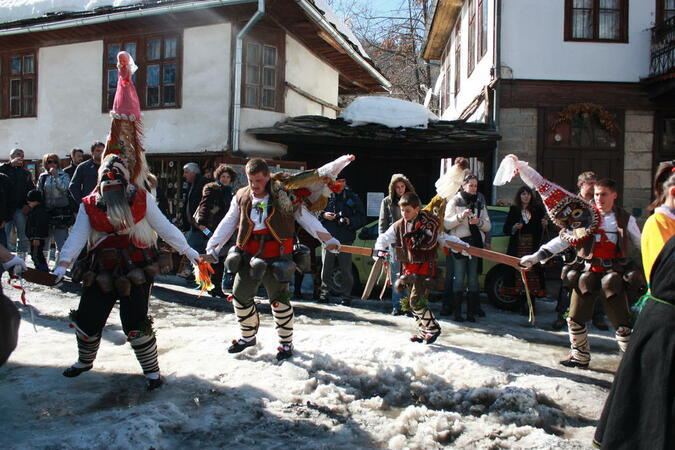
[37, 153, 74, 266]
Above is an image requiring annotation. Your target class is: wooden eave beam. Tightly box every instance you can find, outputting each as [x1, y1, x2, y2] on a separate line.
[422, 0, 463, 61]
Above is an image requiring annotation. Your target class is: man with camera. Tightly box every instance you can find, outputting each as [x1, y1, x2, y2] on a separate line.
[0, 148, 35, 258]
[319, 181, 366, 305]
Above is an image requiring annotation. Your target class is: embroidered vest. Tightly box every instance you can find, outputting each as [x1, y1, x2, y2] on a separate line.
[82, 189, 147, 233]
[393, 217, 438, 264]
[235, 186, 295, 248]
[576, 207, 631, 260]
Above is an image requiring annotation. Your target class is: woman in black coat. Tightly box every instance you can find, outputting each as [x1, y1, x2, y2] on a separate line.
[195, 164, 236, 297]
[503, 186, 547, 311]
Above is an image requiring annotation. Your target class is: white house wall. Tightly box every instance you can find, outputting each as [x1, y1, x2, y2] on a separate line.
[143, 23, 231, 154]
[501, 0, 653, 82]
[285, 34, 338, 118]
[439, 0, 495, 121]
[1, 23, 232, 161]
[238, 33, 340, 156]
[1, 41, 108, 161]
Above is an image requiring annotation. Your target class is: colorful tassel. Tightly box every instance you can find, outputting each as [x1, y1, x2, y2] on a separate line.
[194, 261, 214, 297]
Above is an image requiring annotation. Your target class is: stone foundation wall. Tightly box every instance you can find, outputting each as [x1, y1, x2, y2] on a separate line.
[494, 108, 538, 205]
[622, 110, 654, 222]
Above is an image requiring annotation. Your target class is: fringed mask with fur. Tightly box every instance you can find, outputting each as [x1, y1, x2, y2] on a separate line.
[551, 197, 600, 245]
[97, 155, 135, 231]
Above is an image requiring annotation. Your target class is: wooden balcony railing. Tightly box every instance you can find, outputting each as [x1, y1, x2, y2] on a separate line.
[650, 16, 675, 77]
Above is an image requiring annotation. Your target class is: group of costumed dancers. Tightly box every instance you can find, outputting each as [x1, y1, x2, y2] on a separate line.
[0, 51, 672, 446]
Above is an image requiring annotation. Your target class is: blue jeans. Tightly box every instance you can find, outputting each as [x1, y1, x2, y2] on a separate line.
[5, 209, 29, 253]
[442, 252, 455, 301]
[389, 247, 404, 310]
[221, 272, 235, 291]
[452, 253, 479, 293]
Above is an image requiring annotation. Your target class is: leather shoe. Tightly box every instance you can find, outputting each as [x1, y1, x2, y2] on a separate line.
[276, 344, 293, 361]
[146, 377, 164, 391]
[228, 338, 256, 353]
[63, 365, 92, 378]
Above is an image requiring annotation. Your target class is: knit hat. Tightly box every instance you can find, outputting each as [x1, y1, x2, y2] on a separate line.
[494, 154, 600, 245]
[26, 189, 43, 203]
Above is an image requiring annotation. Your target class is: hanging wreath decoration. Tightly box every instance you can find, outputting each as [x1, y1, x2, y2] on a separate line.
[551, 103, 620, 135]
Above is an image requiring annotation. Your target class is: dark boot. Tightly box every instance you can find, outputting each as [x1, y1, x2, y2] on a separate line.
[466, 291, 478, 322]
[276, 343, 293, 361]
[228, 337, 257, 353]
[440, 298, 452, 316]
[592, 303, 609, 330]
[63, 365, 93, 378]
[476, 301, 486, 317]
[552, 315, 566, 330]
[209, 261, 225, 298]
[146, 376, 164, 391]
[469, 291, 485, 318]
[440, 290, 453, 317]
[453, 292, 465, 322]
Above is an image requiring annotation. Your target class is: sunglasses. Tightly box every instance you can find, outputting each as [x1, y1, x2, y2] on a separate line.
[47, 160, 59, 164]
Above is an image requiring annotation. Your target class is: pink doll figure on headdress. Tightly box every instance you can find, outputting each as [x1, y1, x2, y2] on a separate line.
[111, 51, 141, 121]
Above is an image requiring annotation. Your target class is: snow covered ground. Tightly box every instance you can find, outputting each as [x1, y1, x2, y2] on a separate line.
[1, 276, 620, 449]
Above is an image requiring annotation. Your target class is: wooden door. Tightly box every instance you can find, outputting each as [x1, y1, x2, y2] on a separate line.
[538, 108, 624, 195]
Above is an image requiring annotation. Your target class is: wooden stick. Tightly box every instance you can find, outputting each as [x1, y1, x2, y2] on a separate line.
[21, 268, 58, 286]
[445, 242, 526, 270]
[334, 245, 375, 257]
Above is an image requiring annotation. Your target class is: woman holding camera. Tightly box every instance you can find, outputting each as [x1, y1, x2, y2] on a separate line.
[503, 186, 547, 313]
[37, 153, 73, 265]
[444, 175, 491, 322]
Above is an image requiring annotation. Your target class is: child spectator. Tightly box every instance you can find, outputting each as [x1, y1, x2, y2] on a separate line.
[25, 190, 49, 271]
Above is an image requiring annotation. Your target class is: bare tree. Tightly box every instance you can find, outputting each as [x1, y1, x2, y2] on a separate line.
[328, 0, 436, 104]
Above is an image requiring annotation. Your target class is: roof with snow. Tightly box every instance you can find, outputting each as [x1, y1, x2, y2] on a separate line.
[0, 0, 389, 92]
[0, 0, 366, 58]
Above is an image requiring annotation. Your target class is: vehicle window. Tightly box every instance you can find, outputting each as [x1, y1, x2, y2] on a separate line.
[358, 222, 379, 241]
[488, 210, 507, 237]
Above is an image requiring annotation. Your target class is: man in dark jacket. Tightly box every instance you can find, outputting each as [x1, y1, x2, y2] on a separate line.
[318, 182, 366, 305]
[63, 147, 84, 179]
[0, 172, 13, 248]
[69, 141, 104, 203]
[182, 162, 209, 253]
[0, 148, 35, 256]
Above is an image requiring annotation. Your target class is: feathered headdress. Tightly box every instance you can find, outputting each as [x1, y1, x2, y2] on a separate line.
[423, 162, 468, 224]
[494, 154, 600, 245]
[103, 51, 149, 189]
[271, 155, 355, 214]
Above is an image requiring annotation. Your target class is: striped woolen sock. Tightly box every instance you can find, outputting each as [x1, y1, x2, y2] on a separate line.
[233, 298, 260, 340]
[413, 307, 440, 334]
[567, 318, 591, 363]
[271, 300, 294, 345]
[615, 326, 631, 352]
[129, 333, 160, 375]
[76, 330, 100, 366]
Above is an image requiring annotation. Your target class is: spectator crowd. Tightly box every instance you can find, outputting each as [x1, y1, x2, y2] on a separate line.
[0, 148, 656, 334]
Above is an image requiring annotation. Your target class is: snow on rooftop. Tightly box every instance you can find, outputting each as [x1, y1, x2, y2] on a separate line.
[341, 96, 439, 129]
[0, 0, 370, 62]
[0, 0, 142, 23]
[311, 0, 369, 59]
